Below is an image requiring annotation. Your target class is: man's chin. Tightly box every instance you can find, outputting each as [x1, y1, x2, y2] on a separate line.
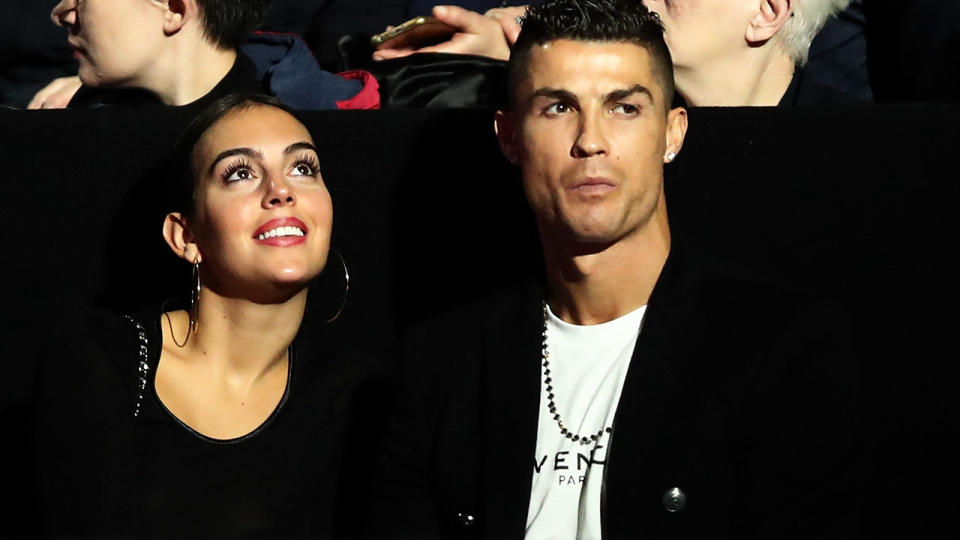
[563, 227, 623, 254]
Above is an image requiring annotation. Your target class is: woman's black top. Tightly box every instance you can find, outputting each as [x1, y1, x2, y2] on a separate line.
[32, 306, 383, 538]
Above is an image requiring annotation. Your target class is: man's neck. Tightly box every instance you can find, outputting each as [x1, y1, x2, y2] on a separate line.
[142, 36, 238, 106]
[543, 212, 671, 326]
[676, 48, 795, 107]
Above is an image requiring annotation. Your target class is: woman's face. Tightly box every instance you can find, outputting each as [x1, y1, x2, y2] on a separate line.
[51, 0, 167, 88]
[642, 0, 756, 70]
[188, 105, 333, 299]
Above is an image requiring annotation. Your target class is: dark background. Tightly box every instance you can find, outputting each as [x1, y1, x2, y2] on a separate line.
[1, 105, 956, 536]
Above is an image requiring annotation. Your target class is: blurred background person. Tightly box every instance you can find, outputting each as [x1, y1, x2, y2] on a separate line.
[0, 0, 77, 108]
[25, 0, 376, 110]
[642, 0, 857, 105]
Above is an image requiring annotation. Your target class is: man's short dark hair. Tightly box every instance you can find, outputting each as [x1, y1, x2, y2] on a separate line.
[196, 0, 271, 50]
[508, 0, 675, 110]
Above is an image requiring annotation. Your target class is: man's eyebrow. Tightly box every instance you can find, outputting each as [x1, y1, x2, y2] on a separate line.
[208, 147, 263, 175]
[284, 141, 317, 154]
[605, 84, 654, 104]
[530, 87, 579, 103]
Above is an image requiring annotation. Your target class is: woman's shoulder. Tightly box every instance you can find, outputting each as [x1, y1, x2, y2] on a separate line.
[33, 305, 160, 445]
[295, 325, 388, 386]
[289, 322, 392, 411]
[41, 305, 161, 394]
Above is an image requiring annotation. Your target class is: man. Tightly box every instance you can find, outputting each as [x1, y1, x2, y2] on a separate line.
[368, 0, 857, 537]
[35, 0, 375, 110]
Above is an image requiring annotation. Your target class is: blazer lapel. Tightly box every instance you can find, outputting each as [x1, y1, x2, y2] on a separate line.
[480, 285, 544, 537]
[602, 243, 713, 531]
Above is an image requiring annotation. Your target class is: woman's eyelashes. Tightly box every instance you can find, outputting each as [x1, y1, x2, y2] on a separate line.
[221, 158, 255, 183]
[290, 153, 321, 178]
[218, 153, 321, 185]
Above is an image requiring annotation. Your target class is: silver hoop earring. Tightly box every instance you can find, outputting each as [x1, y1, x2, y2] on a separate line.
[325, 248, 350, 323]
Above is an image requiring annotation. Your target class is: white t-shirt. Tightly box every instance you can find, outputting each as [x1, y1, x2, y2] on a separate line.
[525, 303, 646, 540]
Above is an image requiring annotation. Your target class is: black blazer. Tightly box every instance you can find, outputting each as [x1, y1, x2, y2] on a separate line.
[368, 243, 860, 538]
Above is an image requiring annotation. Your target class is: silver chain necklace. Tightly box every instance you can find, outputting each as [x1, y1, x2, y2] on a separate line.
[540, 302, 613, 446]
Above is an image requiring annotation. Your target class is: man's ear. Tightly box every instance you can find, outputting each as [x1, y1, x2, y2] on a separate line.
[494, 110, 521, 165]
[663, 107, 688, 163]
[163, 212, 202, 264]
[746, 0, 793, 45]
[157, 0, 196, 36]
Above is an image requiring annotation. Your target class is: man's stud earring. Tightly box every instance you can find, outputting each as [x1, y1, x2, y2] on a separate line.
[665, 152, 677, 162]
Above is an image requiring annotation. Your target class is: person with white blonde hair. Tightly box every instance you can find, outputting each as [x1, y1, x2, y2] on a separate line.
[642, 0, 855, 105]
[781, 0, 853, 65]
[376, 0, 856, 106]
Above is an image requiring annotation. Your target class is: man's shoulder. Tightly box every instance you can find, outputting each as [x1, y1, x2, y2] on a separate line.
[410, 282, 539, 337]
[399, 281, 542, 384]
[665, 243, 847, 335]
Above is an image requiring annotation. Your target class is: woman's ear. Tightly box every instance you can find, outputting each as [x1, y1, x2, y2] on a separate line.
[746, 0, 793, 45]
[494, 110, 521, 165]
[163, 212, 202, 264]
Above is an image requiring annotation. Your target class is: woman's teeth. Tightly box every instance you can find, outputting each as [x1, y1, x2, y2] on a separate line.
[257, 226, 305, 240]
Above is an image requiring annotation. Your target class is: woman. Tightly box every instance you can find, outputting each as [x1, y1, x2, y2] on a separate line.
[33, 94, 379, 537]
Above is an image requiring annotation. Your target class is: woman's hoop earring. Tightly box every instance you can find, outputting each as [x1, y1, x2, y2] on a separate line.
[325, 248, 350, 324]
[165, 258, 200, 348]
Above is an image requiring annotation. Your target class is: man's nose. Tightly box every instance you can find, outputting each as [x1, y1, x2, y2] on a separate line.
[572, 111, 609, 158]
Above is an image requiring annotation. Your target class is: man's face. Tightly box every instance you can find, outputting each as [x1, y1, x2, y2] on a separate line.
[498, 39, 686, 247]
[642, 1, 756, 70]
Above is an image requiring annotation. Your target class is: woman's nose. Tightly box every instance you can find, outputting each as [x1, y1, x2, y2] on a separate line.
[262, 177, 296, 209]
[51, 0, 77, 28]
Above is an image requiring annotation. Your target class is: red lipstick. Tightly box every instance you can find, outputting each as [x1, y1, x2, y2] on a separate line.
[253, 217, 308, 247]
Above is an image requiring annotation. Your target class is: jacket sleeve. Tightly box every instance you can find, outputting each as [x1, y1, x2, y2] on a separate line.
[364, 323, 449, 538]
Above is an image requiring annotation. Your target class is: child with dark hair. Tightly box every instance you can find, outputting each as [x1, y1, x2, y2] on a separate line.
[40, 0, 377, 110]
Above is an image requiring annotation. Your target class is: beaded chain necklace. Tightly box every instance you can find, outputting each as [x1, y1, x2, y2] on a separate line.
[540, 302, 613, 446]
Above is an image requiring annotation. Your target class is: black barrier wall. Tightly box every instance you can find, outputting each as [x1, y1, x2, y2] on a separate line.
[1, 105, 957, 536]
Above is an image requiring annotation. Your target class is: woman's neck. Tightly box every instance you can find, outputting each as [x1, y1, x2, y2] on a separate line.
[174, 288, 307, 384]
[676, 47, 795, 107]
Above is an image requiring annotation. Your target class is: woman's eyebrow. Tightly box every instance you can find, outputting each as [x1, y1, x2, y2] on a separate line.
[284, 141, 317, 154]
[207, 147, 263, 175]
